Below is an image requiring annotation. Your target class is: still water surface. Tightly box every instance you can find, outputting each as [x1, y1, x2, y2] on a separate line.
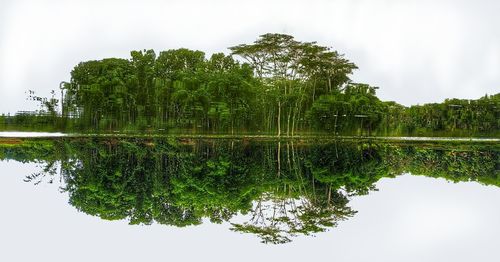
[0, 137, 498, 261]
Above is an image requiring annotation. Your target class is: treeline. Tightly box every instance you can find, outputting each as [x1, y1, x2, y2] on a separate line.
[401, 96, 499, 135]
[1, 33, 498, 135]
[60, 33, 362, 134]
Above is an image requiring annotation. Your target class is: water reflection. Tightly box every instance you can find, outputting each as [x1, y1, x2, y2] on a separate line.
[1, 138, 498, 243]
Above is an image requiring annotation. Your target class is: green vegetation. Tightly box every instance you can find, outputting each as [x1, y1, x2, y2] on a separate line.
[399, 96, 500, 136]
[1, 138, 498, 243]
[1, 33, 498, 136]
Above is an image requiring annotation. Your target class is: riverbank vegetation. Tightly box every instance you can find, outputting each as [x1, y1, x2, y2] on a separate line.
[1, 33, 498, 136]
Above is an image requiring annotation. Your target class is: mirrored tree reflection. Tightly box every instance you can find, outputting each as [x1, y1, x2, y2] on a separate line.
[1, 138, 498, 244]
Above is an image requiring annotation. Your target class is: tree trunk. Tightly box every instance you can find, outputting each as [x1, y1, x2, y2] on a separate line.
[286, 105, 291, 136]
[277, 100, 281, 136]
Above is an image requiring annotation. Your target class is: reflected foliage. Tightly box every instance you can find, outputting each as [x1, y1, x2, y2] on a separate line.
[0, 138, 498, 243]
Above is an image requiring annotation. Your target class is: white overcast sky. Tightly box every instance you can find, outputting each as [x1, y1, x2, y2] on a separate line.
[0, 0, 499, 113]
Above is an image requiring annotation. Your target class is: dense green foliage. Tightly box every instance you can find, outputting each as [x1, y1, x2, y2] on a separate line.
[2, 138, 498, 243]
[399, 95, 500, 135]
[60, 33, 362, 134]
[2, 33, 497, 136]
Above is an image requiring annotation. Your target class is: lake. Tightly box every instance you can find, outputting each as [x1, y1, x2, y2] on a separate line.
[0, 135, 499, 262]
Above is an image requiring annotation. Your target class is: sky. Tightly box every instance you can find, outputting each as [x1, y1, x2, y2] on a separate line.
[0, 0, 499, 114]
